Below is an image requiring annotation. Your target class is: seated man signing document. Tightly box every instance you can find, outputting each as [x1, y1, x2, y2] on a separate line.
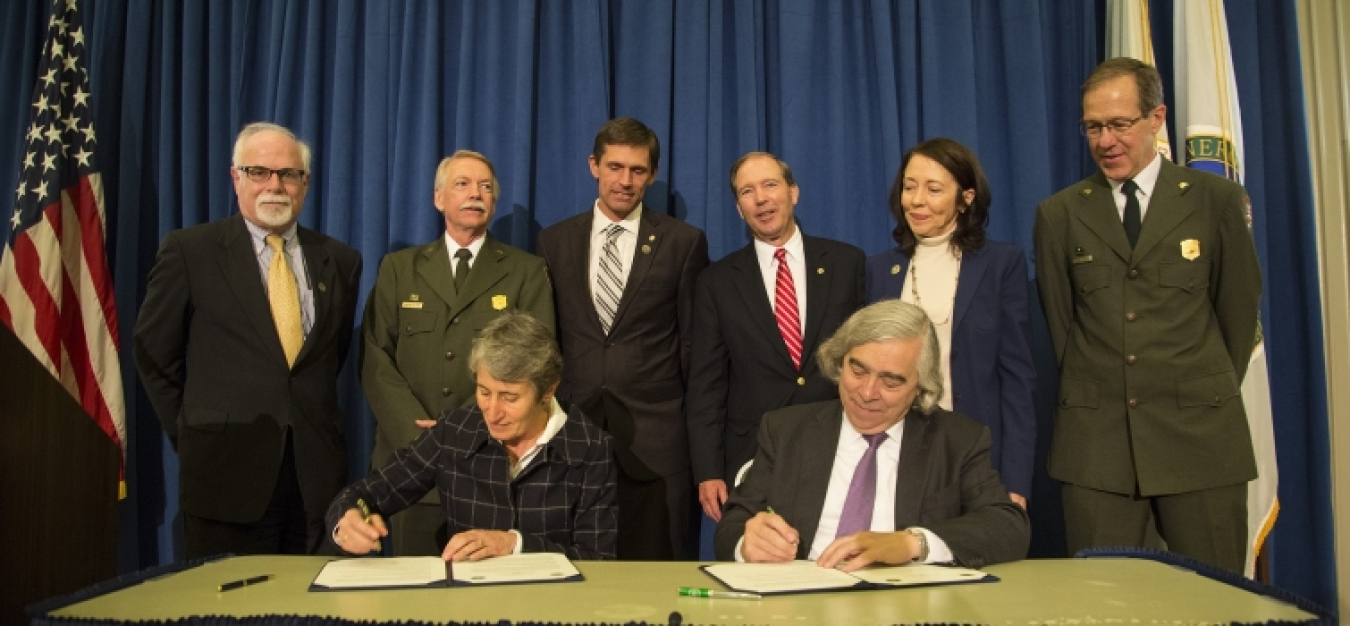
[714, 300, 1029, 570]
[327, 312, 618, 560]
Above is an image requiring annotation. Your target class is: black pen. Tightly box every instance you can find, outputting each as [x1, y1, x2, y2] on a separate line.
[218, 574, 272, 592]
[357, 498, 383, 552]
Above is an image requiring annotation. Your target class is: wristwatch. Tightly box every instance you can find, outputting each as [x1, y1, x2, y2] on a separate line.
[905, 527, 929, 563]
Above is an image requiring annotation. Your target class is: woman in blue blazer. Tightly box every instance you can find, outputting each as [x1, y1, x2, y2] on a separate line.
[864, 138, 1036, 506]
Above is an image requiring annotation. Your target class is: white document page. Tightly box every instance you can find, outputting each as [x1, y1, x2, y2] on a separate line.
[703, 561, 862, 593]
[850, 562, 988, 586]
[312, 557, 446, 589]
[452, 553, 580, 584]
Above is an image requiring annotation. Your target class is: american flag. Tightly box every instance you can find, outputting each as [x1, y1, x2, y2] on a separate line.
[1, 0, 126, 492]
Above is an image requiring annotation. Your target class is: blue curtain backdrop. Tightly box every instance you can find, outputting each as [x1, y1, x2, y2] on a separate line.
[0, 0, 1332, 611]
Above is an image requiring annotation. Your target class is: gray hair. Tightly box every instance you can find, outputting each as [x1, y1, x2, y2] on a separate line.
[1082, 57, 1164, 115]
[434, 149, 500, 195]
[232, 121, 313, 171]
[815, 299, 943, 414]
[467, 312, 562, 398]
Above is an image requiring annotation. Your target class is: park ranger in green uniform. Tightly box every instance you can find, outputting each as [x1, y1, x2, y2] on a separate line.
[361, 150, 555, 556]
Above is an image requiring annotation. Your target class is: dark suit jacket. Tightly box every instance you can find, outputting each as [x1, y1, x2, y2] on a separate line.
[361, 234, 555, 500]
[134, 214, 362, 525]
[863, 239, 1036, 496]
[535, 209, 709, 478]
[326, 405, 618, 560]
[687, 234, 864, 485]
[714, 401, 1029, 568]
[1034, 159, 1262, 496]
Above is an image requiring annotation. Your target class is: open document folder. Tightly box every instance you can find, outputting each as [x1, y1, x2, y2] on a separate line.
[309, 553, 583, 591]
[700, 560, 995, 595]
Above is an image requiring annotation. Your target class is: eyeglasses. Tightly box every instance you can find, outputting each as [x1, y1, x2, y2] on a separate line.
[1079, 116, 1147, 137]
[236, 165, 308, 185]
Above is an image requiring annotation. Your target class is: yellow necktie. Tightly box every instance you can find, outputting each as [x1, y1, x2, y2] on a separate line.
[266, 235, 304, 367]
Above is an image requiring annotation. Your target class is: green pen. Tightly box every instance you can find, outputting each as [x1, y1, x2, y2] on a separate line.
[678, 587, 762, 600]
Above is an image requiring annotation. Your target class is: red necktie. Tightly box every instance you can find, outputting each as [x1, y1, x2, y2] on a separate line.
[774, 248, 802, 370]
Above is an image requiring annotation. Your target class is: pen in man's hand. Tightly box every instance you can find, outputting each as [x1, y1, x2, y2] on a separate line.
[356, 498, 383, 552]
[218, 574, 272, 592]
[678, 587, 762, 600]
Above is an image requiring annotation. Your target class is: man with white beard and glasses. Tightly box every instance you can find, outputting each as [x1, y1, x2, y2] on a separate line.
[135, 122, 363, 558]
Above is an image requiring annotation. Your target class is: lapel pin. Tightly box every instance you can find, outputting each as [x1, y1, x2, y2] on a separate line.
[1081, 187, 1093, 197]
[890, 264, 900, 275]
[318, 282, 327, 293]
[492, 295, 508, 310]
[648, 234, 655, 241]
[1179, 182, 1191, 190]
[816, 267, 824, 275]
[641, 244, 651, 254]
[411, 293, 420, 301]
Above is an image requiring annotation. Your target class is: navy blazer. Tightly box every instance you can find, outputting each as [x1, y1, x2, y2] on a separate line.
[863, 239, 1035, 496]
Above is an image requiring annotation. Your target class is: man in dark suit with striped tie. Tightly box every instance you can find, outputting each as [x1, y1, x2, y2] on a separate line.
[687, 152, 864, 523]
[536, 118, 709, 559]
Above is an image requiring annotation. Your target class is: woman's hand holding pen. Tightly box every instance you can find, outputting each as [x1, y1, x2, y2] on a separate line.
[335, 508, 387, 554]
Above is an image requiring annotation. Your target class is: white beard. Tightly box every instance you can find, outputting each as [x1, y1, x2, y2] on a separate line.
[254, 194, 296, 229]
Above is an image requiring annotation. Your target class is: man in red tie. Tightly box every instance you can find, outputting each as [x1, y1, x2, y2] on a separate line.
[687, 152, 864, 524]
[713, 300, 1029, 569]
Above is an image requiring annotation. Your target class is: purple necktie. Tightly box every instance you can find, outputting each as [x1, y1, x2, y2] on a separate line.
[836, 432, 888, 538]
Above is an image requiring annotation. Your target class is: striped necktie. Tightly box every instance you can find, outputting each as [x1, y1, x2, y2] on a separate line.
[595, 224, 625, 334]
[774, 248, 802, 369]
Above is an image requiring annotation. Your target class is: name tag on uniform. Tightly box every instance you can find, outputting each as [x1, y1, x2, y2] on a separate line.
[401, 301, 423, 309]
[1072, 254, 1093, 265]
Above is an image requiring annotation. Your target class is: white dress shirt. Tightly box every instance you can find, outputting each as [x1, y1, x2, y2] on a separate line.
[1111, 150, 1163, 222]
[588, 201, 642, 301]
[752, 228, 808, 335]
[444, 231, 487, 278]
[737, 412, 953, 563]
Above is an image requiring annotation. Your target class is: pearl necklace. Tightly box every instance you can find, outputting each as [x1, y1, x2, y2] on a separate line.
[909, 251, 959, 325]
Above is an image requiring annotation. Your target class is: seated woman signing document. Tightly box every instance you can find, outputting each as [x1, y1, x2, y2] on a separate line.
[326, 312, 618, 561]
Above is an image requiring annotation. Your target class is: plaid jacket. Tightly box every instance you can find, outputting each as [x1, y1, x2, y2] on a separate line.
[327, 405, 617, 559]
